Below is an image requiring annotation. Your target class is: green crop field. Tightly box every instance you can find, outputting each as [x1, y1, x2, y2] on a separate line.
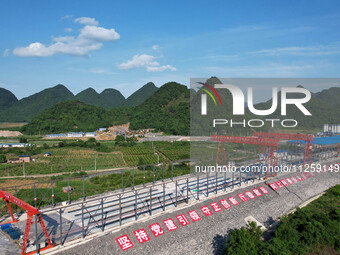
[0, 148, 126, 176]
[0, 141, 191, 177]
[155, 141, 190, 161]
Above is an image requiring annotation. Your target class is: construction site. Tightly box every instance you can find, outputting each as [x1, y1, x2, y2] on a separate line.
[0, 132, 340, 255]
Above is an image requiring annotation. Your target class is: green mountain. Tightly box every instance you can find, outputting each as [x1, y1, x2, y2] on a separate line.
[205, 76, 222, 86]
[22, 82, 189, 135]
[0, 88, 18, 108]
[15, 78, 340, 136]
[21, 100, 129, 134]
[313, 87, 340, 106]
[0, 84, 74, 122]
[100, 88, 126, 108]
[0, 82, 158, 122]
[74, 87, 125, 109]
[252, 87, 340, 129]
[74, 88, 101, 106]
[125, 82, 158, 107]
[129, 82, 189, 135]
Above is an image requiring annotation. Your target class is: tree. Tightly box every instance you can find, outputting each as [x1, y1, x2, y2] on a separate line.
[20, 137, 28, 143]
[0, 154, 6, 163]
[87, 137, 96, 143]
[225, 222, 266, 255]
[137, 157, 144, 170]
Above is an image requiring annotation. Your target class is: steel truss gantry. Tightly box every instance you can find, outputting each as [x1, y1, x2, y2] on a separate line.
[210, 135, 279, 179]
[253, 132, 313, 165]
[0, 189, 54, 255]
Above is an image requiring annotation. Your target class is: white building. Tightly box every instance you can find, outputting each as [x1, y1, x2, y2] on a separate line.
[323, 124, 340, 134]
[85, 132, 96, 137]
[67, 132, 84, 137]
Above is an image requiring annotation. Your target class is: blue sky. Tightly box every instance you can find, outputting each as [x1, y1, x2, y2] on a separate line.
[1, 0, 340, 100]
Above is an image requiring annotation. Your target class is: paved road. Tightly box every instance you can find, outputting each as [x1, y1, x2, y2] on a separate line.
[0, 166, 131, 179]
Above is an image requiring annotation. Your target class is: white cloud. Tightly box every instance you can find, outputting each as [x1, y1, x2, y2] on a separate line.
[3, 49, 9, 57]
[79, 25, 120, 41]
[13, 42, 53, 57]
[152, 45, 160, 50]
[65, 28, 73, 32]
[118, 54, 158, 69]
[147, 65, 176, 72]
[250, 44, 340, 56]
[74, 17, 99, 26]
[118, 54, 176, 72]
[61, 15, 73, 20]
[13, 18, 120, 57]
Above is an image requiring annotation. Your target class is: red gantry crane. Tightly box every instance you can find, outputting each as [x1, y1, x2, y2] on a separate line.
[210, 135, 279, 179]
[253, 132, 313, 166]
[0, 189, 54, 255]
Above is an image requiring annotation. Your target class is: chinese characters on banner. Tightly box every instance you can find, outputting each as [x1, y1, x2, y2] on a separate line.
[133, 228, 150, 244]
[176, 214, 190, 226]
[237, 193, 248, 202]
[286, 178, 294, 184]
[219, 199, 231, 209]
[269, 183, 278, 190]
[210, 202, 222, 212]
[275, 181, 284, 188]
[280, 179, 289, 186]
[259, 186, 269, 194]
[200, 206, 213, 216]
[252, 188, 262, 197]
[149, 223, 164, 237]
[115, 171, 319, 251]
[188, 210, 201, 222]
[228, 196, 240, 205]
[116, 235, 134, 251]
[163, 218, 177, 231]
[245, 191, 255, 199]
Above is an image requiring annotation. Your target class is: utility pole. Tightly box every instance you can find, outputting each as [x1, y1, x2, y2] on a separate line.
[23, 162, 25, 177]
[95, 157, 97, 171]
[154, 153, 159, 165]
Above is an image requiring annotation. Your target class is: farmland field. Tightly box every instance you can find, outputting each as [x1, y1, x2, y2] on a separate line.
[0, 148, 126, 176]
[0, 141, 191, 177]
[112, 143, 161, 165]
[155, 141, 190, 161]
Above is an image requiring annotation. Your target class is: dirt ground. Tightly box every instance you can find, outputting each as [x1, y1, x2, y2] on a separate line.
[0, 130, 23, 137]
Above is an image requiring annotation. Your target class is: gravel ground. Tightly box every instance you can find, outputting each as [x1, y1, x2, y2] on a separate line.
[51, 170, 340, 255]
[0, 231, 21, 255]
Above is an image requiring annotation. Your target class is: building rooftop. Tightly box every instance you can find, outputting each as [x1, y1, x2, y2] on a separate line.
[288, 135, 340, 145]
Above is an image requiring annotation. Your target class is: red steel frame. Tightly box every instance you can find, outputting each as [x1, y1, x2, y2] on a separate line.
[253, 132, 313, 165]
[210, 135, 279, 179]
[0, 189, 54, 255]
